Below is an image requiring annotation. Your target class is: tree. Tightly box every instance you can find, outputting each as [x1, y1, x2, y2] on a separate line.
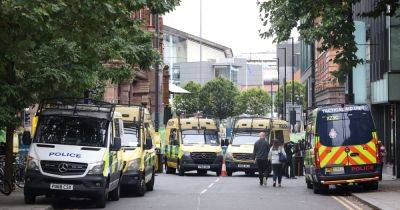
[173, 81, 202, 115]
[199, 78, 239, 120]
[236, 88, 272, 116]
[258, 0, 399, 82]
[0, 0, 179, 187]
[275, 82, 306, 114]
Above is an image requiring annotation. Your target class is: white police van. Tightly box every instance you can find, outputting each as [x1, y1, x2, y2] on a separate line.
[22, 99, 124, 208]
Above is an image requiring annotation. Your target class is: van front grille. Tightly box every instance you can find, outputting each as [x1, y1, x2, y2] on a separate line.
[190, 152, 217, 164]
[41, 161, 87, 176]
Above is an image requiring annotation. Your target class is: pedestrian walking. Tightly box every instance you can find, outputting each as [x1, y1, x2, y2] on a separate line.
[269, 140, 286, 187]
[284, 142, 296, 179]
[253, 132, 270, 186]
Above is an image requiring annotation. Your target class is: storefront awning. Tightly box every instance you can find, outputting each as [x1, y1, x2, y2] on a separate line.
[169, 83, 190, 94]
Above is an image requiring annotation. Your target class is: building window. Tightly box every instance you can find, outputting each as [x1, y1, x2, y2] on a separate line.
[391, 14, 400, 71]
[214, 65, 238, 85]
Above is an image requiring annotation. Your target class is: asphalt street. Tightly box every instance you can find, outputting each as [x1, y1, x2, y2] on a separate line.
[31, 172, 373, 210]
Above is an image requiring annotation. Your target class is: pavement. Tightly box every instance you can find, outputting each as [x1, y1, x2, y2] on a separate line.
[0, 172, 372, 210]
[352, 173, 400, 210]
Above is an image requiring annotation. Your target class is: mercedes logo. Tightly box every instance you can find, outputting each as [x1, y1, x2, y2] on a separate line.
[58, 163, 69, 173]
[201, 154, 207, 158]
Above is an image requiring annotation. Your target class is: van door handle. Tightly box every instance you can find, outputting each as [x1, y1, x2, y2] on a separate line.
[350, 153, 359, 157]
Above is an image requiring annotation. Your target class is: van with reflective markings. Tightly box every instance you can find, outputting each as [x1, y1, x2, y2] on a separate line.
[304, 104, 382, 194]
[23, 99, 124, 208]
[164, 116, 223, 176]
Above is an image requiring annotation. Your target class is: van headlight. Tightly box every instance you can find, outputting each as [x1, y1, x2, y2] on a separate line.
[26, 156, 39, 171]
[127, 159, 141, 171]
[182, 151, 191, 158]
[88, 161, 104, 175]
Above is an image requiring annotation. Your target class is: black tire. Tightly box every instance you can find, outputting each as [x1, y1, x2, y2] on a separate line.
[108, 182, 120, 201]
[227, 170, 233, 176]
[1, 180, 12, 196]
[178, 163, 184, 176]
[135, 174, 146, 196]
[95, 189, 107, 208]
[313, 182, 328, 194]
[363, 181, 379, 191]
[24, 192, 36, 204]
[245, 171, 255, 176]
[166, 165, 176, 174]
[146, 172, 155, 191]
[216, 171, 221, 176]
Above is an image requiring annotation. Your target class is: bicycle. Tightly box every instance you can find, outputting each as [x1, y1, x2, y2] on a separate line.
[13, 155, 26, 188]
[0, 159, 12, 196]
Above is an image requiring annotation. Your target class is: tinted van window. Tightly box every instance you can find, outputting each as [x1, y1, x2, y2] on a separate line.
[317, 110, 374, 147]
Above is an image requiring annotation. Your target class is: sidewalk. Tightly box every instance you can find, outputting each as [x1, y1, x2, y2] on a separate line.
[0, 188, 52, 210]
[352, 173, 400, 210]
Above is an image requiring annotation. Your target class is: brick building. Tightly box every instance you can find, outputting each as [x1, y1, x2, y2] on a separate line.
[103, 8, 169, 126]
[314, 49, 345, 105]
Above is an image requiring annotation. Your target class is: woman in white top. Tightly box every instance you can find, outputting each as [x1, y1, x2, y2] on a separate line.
[268, 140, 286, 187]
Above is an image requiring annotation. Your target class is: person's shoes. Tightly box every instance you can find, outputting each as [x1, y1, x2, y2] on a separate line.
[291, 177, 297, 179]
[273, 182, 276, 187]
[259, 180, 263, 186]
[278, 184, 282, 187]
[263, 177, 267, 186]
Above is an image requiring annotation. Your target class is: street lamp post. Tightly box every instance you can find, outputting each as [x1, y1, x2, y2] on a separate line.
[278, 47, 287, 121]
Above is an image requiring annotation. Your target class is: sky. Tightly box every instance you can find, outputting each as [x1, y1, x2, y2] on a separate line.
[163, 0, 276, 59]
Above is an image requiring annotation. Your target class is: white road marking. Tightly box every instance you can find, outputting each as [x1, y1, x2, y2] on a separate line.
[332, 196, 354, 210]
[338, 196, 363, 210]
[197, 178, 220, 210]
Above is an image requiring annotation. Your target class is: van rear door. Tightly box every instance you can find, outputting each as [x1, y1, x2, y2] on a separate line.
[317, 109, 379, 176]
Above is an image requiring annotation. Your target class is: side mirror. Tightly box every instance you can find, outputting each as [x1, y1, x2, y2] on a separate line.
[145, 138, 153, 149]
[113, 137, 121, 151]
[22, 131, 32, 145]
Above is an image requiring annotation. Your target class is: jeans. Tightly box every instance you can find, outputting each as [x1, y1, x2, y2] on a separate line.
[272, 164, 283, 184]
[256, 159, 269, 182]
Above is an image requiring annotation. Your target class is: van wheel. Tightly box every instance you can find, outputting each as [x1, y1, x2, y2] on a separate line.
[166, 165, 176, 174]
[95, 189, 107, 208]
[146, 171, 155, 191]
[245, 171, 255, 176]
[363, 181, 379, 191]
[313, 182, 328, 194]
[216, 170, 221, 176]
[24, 192, 36, 204]
[135, 174, 146, 196]
[227, 170, 233, 176]
[109, 182, 120, 201]
[178, 163, 185, 176]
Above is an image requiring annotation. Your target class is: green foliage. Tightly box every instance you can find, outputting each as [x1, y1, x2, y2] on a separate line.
[199, 78, 239, 120]
[0, 0, 180, 129]
[274, 82, 306, 113]
[258, 0, 399, 82]
[173, 81, 202, 115]
[236, 88, 271, 116]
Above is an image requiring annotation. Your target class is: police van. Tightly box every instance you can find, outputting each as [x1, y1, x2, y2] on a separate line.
[304, 104, 382, 194]
[164, 116, 223, 176]
[224, 117, 290, 176]
[23, 99, 124, 208]
[115, 105, 156, 196]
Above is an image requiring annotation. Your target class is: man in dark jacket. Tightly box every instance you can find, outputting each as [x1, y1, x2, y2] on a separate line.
[253, 132, 270, 186]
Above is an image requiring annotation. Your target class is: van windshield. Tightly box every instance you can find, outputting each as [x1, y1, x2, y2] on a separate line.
[232, 134, 259, 145]
[182, 130, 219, 145]
[317, 110, 375, 147]
[122, 122, 139, 147]
[35, 115, 108, 147]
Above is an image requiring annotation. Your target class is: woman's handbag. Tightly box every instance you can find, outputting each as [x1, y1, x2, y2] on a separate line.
[278, 148, 287, 163]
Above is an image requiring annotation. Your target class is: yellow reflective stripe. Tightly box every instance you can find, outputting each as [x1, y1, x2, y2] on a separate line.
[357, 145, 376, 163]
[367, 141, 377, 152]
[336, 152, 347, 165]
[103, 150, 109, 177]
[318, 145, 327, 156]
[320, 147, 338, 167]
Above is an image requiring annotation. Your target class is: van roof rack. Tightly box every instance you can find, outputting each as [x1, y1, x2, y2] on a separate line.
[38, 98, 116, 119]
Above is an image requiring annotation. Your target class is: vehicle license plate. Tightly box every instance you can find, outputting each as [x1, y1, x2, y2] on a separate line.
[198, 165, 210, 169]
[50, 183, 73, 191]
[238, 164, 250, 168]
[327, 167, 344, 174]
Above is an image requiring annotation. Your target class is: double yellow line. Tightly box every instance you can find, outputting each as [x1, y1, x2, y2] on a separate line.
[331, 196, 364, 210]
